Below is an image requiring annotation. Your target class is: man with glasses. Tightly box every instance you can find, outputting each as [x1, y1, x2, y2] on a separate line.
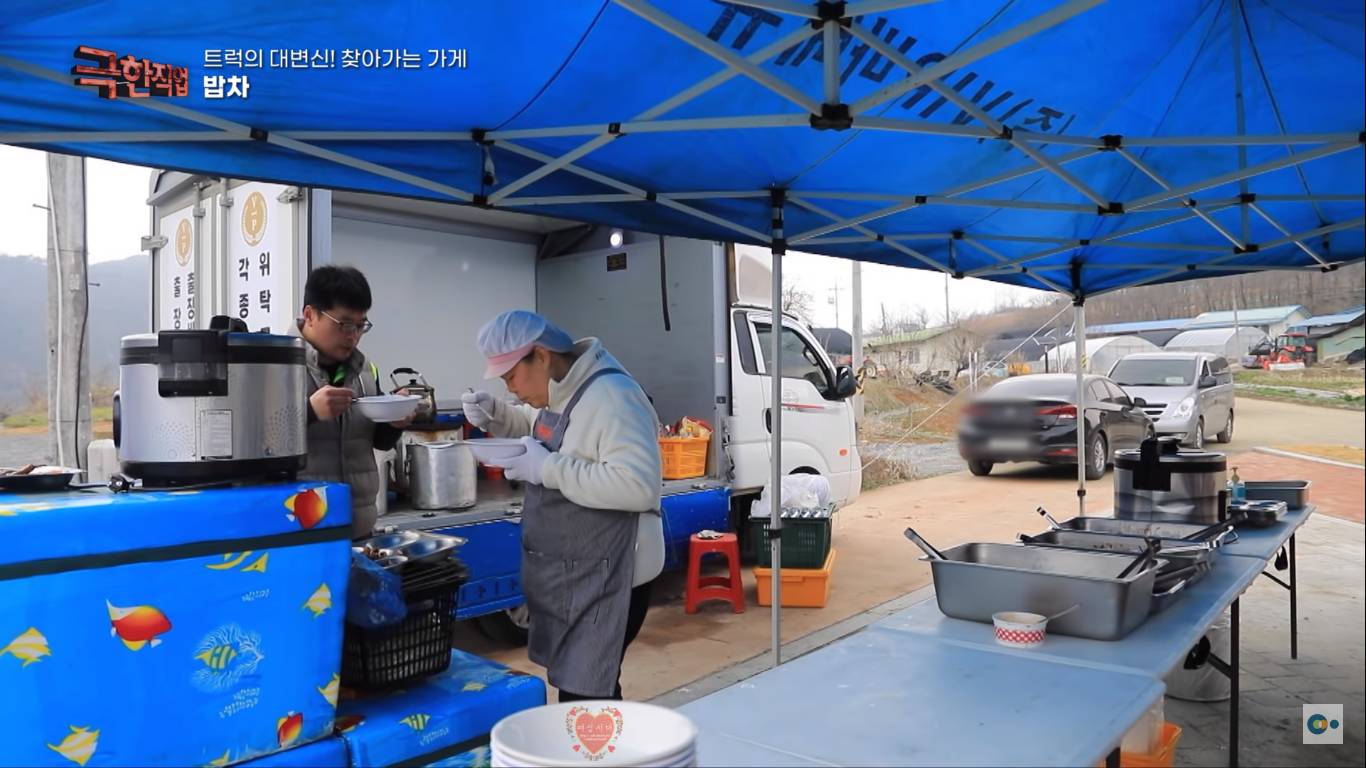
[297, 265, 406, 538]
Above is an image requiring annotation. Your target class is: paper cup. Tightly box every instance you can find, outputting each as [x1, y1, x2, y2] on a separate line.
[992, 611, 1048, 647]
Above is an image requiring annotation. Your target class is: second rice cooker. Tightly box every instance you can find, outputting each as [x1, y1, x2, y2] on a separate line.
[1114, 436, 1228, 523]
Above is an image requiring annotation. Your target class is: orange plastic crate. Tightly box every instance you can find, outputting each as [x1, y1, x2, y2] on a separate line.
[753, 549, 837, 608]
[659, 436, 709, 479]
[1096, 723, 1183, 768]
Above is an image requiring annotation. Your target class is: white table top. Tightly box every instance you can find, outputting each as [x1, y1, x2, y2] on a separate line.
[682, 507, 1315, 766]
[683, 626, 1163, 767]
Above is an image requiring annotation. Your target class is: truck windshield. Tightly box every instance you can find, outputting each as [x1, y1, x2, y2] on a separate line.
[1109, 359, 1194, 387]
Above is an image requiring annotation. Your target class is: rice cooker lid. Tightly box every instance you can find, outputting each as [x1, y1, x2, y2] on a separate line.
[1114, 447, 1227, 473]
[120, 330, 304, 365]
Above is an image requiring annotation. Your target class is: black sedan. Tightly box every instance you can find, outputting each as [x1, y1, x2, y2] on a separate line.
[957, 373, 1155, 479]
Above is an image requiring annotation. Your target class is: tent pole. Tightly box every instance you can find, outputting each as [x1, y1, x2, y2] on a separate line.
[1074, 300, 1087, 517]
[1232, 0, 1251, 244]
[770, 189, 786, 668]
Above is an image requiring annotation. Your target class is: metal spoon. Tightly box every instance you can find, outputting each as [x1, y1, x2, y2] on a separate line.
[1047, 604, 1081, 622]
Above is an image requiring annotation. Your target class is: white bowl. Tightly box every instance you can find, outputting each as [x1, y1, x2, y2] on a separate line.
[492, 701, 697, 767]
[467, 438, 529, 464]
[353, 394, 421, 422]
[992, 611, 1048, 648]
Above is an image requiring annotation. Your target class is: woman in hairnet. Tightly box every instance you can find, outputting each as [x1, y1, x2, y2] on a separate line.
[463, 310, 664, 702]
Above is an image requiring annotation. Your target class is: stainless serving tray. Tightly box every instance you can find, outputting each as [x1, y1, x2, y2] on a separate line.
[1243, 480, 1310, 508]
[1022, 529, 1219, 568]
[1051, 516, 1239, 544]
[925, 543, 1173, 641]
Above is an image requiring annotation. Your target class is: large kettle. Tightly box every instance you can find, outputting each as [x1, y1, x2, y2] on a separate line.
[408, 441, 477, 510]
[391, 367, 437, 424]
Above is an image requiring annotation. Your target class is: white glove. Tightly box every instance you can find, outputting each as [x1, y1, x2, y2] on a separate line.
[461, 391, 496, 429]
[488, 436, 551, 486]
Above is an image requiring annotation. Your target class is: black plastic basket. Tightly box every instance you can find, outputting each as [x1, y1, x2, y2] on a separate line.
[749, 515, 832, 569]
[341, 558, 467, 689]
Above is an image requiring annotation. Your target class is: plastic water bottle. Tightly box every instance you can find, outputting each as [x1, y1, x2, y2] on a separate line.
[1229, 466, 1246, 502]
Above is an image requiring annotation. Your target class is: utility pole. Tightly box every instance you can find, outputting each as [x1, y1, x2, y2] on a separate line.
[44, 153, 92, 470]
[943, 272, 952, 327]
[851, 261, 864, 424]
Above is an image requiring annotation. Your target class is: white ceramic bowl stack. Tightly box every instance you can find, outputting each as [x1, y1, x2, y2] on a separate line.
[491, 701, 697, 767]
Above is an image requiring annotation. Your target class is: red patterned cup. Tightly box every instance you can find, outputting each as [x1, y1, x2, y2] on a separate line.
[992, 611, 1048, 647]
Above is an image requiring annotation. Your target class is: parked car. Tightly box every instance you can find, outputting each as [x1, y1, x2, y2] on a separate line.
[1108, 352, 1235, 449]
[957, 373, 1155, 480]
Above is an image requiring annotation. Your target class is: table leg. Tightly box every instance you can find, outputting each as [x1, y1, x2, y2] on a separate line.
[1229, 597, 1240, 768]
[1106, 746, 1121, 768]
[1289, 534, 1298, 660]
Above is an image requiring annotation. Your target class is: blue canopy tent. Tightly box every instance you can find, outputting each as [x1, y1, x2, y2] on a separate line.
[4, 0, 1362, 665]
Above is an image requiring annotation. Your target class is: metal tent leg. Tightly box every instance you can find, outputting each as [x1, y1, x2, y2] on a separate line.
[1290, 534, 1298, 659]
[1230, 597, 1240, 768]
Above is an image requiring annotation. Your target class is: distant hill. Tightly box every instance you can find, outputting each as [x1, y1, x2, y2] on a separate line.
[0, 254, 149, 414]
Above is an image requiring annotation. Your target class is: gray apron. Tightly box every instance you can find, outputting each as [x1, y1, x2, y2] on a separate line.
[522, 368, 640, 697]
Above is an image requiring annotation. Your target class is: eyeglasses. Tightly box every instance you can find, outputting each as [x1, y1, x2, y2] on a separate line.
[319, 309, 373, 336]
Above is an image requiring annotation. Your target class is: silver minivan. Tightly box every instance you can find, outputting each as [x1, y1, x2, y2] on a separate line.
[1108, 352, 1236, 449]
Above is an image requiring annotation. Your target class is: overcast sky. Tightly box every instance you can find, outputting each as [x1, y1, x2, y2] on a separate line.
[1, 144, 1043, 329]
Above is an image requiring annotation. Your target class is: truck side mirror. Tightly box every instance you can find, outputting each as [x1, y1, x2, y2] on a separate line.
[833, 365, 858, 399]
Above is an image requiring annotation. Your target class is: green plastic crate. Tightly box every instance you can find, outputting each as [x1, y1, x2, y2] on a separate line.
[748, 515, 832, 569]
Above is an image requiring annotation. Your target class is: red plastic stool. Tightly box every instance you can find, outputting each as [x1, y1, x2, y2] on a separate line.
[685, 533, 745, 614]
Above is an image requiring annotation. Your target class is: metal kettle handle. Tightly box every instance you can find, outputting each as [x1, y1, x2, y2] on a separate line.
[391, 367, 430, 387]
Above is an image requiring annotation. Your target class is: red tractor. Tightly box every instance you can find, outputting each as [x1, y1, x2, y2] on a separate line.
[1252, 332, 1317, 368]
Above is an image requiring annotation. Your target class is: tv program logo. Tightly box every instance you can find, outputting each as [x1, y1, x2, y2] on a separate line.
[1303, 704, 1343, 745]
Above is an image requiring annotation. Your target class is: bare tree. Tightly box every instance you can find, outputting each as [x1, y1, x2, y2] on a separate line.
[913, 306, 932, 330]
[782, 285, 815, 321]
[942, 327, 984, 375]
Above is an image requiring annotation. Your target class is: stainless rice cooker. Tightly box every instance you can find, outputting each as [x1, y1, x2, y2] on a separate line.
[114, 316, 308, 485]
[1114, 437, 1228, 523]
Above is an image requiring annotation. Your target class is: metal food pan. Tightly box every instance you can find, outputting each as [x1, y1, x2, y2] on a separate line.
[1021, 529, 1219, 573]
[1243, 480, 1310, 509]
[1052, 516, 1238, 545]
[394, 533, 467, 564]
[1229, 499, 1288, 528]
[927, 543, 1167, 641]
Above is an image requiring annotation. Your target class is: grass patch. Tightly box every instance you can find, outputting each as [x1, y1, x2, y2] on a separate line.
[1276, 444, 1366, 465]
[861, 455, 916, 491]
[1234, 367, 1365, 395]
[2, 406, 114, 430]
[1239, 386, 1364, 411]
[858, 378, 963, 444]
[2, 411, 47, 429]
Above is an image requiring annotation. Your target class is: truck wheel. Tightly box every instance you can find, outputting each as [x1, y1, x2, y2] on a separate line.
[1085, 433, 1108, 481]
[967, 459, 994, 476]
[1216, 411, 1233, 443]
[474, 605, 530, 646]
